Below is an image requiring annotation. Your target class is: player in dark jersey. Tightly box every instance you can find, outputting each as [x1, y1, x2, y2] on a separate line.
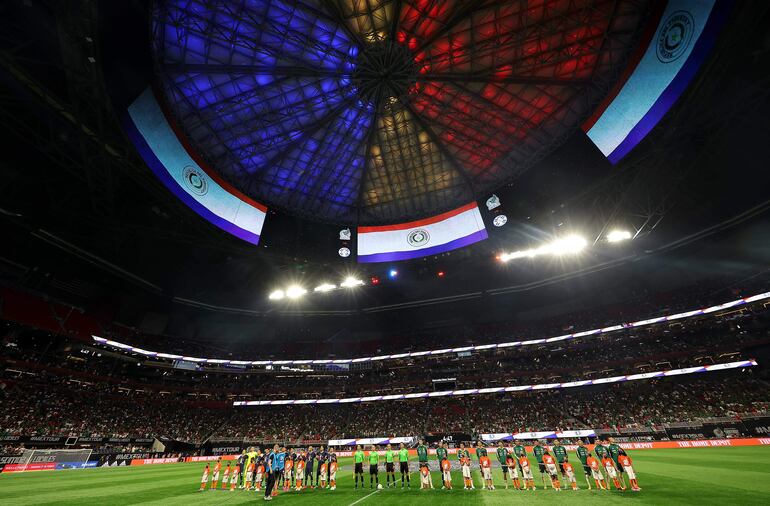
[354, 445, 365, 489]
[436, 442, 449, 489]
[317, 445, 329, 488]
[607, 438, 628, 490]
[384, 444, 396, 488]
[576, 441, 592, 489]
[398, 443, 410, 488]
[417, 439, 429, 471]
[532, 440, 548, 490]
[306, 446, 316, 488]
[496, 442, 511, 489]
[552, 439, 569, 489]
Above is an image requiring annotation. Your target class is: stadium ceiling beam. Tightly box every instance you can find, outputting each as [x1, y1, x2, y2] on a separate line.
[161, 63, 341, 78]
[417, 73, 591, 86]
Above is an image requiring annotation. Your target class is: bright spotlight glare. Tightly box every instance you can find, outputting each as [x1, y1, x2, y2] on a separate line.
[549, 235, 587, 255]
[388, 269, 398, 278]
[268, 290, 285, 300]
[314, 283, 337, 293]
[285, 286, 307, 299]
[340, 276, 364, 288]
[607, 229, 632, 243]
[498, 234, 587, 262]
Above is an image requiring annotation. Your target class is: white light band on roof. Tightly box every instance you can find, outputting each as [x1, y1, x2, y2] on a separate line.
[232, 360, 756, 406]
[89, 289, 770, 366]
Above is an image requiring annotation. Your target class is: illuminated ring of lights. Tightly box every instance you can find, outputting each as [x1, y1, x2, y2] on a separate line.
[92, 290, 770, 366]
[151, 1, 651, 224]
[232, 360, 757, 406]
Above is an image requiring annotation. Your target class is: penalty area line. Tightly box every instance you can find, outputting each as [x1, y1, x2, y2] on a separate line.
[347, 489, 379, 506]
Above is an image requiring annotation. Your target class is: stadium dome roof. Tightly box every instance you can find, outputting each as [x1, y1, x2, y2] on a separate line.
[151, 0, 651, 224]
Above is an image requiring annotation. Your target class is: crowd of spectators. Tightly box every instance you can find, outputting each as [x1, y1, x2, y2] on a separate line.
[1, 274, 769, 444]
[1, 369, 767, 443]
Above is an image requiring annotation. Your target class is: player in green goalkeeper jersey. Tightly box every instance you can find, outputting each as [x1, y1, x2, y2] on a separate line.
[496, 442, 512, 489]
[398, 443, 410, 488]
[532, 440, 548, 490]
[576, 441, 592, 489]
[368, 446, 380, 489]
[384, 444, 396, 488]
[552, 440, 569, 489]
[354, 445, 365, 489]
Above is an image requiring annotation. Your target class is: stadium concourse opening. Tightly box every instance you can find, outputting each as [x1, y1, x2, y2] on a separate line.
[2, 1, 770, 505]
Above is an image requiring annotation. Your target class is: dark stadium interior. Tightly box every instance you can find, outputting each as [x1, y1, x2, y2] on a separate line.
[1, 0, 770, 481]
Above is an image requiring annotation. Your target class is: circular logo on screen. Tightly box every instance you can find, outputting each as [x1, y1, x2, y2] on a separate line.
[656, 11, 694, 63]
[338, 247, 351, 258]
[407, 229, 430, 247]
[182, 166, 208, 196]
[493, 214, 508, 227]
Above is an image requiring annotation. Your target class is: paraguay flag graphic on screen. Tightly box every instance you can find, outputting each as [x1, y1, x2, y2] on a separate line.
[584, 0, 732, 164]
[357, 203, 488, 263]
[124, 88, 267, 245]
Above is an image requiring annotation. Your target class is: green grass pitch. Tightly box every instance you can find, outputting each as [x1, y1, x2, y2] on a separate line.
[2, 447, 769, 505]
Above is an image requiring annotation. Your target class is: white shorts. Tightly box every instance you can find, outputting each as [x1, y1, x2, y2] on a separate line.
[201, 477, 208, 484]
[442, 471, 451, 482]
[462, 465, 471, 478]
[421, 473, 431, 486]
[295, 470, 304, 480]
[482, 467, 492, 480]
[246, 471, 253, 482]
[624, 466, 636, 480]
[213, 471, 219, 481]
[329, 471, 336, 481]
[522, 468, 533, 480]
[605, 466, 617, 479]
[566, 470, 576, 482]
[255, 472, 263, 483]
[546, 464, 557, 476]
[508, 466, 519, 478]
[230, 472, 239, 484]
[591, 469, 603, 480]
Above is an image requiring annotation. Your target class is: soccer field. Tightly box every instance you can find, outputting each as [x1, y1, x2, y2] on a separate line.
[2, 447, 769, 505]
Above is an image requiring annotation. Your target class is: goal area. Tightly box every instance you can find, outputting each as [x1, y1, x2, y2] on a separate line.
[17, 448, 94, 471]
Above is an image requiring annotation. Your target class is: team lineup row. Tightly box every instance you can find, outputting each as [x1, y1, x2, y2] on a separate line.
[197, 437, 641, 500]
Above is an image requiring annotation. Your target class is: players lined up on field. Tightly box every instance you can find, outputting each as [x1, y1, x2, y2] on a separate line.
[199, 444, 340, 500]
[198, 437, 640, 496]
[405, 437, 640, 492]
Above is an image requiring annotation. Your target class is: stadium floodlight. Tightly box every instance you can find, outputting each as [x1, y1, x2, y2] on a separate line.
[549, 234, 587, 255]
[340, 276, 364, 288]
[388, 269, 398, 278]
[499, 234, 587, 262]
[268, 289, 285, 300]
[607, 229, 632, 243]
[314, 283, 337, 293]
[285, 285, 307, 299]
